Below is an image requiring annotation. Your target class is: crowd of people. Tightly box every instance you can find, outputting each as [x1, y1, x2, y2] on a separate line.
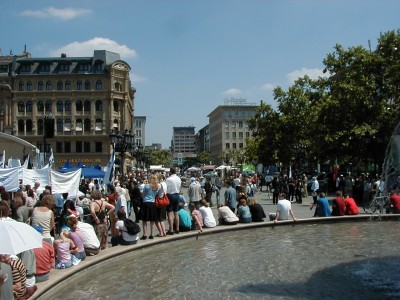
[2, 168, 400, 299]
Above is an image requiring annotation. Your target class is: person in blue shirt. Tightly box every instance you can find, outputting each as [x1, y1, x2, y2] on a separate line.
[177, 203, 192, 231]
[311, 193, 331, 217]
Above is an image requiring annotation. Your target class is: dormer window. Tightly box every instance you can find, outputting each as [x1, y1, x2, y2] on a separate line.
[40, 64, 50, 72]
[78, 64, 90, 72]
[59, 64, 69, 72]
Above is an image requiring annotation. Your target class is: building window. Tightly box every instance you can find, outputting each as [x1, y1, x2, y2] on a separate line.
[95, 80, 102, 90]
[46, 81, 51, 91]
[95, 100, 102, 112]
[18, 120, 24, 134]
[76, 100, 83, 112]
[135, 130, 141, 137]
[26, 119, 33, 134]
[232, 143, 237, 149]
[20, 64, 31, 72]
[84, 142, 90, 152]
[57, 101, 63, 112]
[38, 81, 43, 91]
[59, 64, 69, 72]
[239, 143, 244, 148]
[231, 121, 236, 128]
[84, 119, 91, 132]
[225, 143, 230, 149]
[64, 119, 71, 132]
[37, 119, 44, 135]
[57, 81, 63, 90]
[135, 119, 142, 128]
[45, 100, 52, 113]
[239, 132, 243, 139]
[238, 120, 243, 128]
[57, 119, 63, 132]
[76, 141, 82, 153]
[18, 101, 24, 112]
[65, 81, 71, 90]
[26, 101, 32, 112]
[26, 81, 32, 91]
[40, 64, 50, 72]
[76, 119, 82, 132]
[114, 82, 121, 91]
[95, 142, 102, 153]
[84, 80, 90, 90]
[225, 132, 229, 139]
[245, 132, 250, 138]
[225, 121, 229, 128]
[95, 119, 102, 131]
[64, 142, 71, 153]
[79, 64, 89, 72]
[56, 142, 62, 153]
[113, 101, 119, 112]
[77, 81, 82, 90]
[65, 101, 71, 112]
[113, 119, 119, 130]
[232, 132, 236, 139]
[19, 82, 24, 91]
[37, 101, 44, 112]
[84, 100, 90, 113]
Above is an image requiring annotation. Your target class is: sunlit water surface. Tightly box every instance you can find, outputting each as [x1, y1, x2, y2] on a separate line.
[46, 221, 400, 300]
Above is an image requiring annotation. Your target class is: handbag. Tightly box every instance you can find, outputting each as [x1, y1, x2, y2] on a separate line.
[155, 185, 170, 208]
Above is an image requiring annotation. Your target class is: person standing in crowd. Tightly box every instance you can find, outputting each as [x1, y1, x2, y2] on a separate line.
[128, 179, 142, 223]
[311, 176, 319, 204]
[331, 191, 345, 216]
[295, 176, 303, 204]
[140, 174, 162, 239]
[224, 180, 238, 213]
[155, 173, 167, 237]
[214, 173, 223, 206]
[188, 177, 202, 209]
[311, 193, 331, 217]
[204, 176, 213, 206]
[166, 167, 182, 235]
[302, 174, 308, 198]
[274, 193, 296, 222]
[106, 185, 118, 238]
[115, 187, 128, 219]
[271, 176, 280, 205]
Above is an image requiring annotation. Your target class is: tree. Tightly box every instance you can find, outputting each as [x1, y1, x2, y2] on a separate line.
[197, 151, 213, 164]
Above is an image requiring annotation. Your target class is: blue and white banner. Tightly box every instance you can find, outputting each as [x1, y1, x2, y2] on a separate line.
[103, 145, 115, 186]
[51, 169, 81, 195]
[22, 168, 51, 188]
[0, 167, 20, 192]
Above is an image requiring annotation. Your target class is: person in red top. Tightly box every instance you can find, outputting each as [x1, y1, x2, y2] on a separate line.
[32, 226, 55, 283]
[389, 191, 400, 213]
[344, 193, 359, 215]
[331, 191, 345, 216]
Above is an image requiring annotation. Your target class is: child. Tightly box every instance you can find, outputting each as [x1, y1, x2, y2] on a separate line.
[54, 226, 78, 269]
[188, 203, 203, 232]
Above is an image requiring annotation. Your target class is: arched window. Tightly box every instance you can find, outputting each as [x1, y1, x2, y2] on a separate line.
[84, 80, 90, 90]
[114, 82, 121, 91]
[45, 100, 52, 113]
[18, 120, 24, 133]
[84, 100, 90, 113]
[57, 101, 63, 112]
[84, 118, 91, 132]
[65, 81, 71, 90]
[57, 81, 63, 90]
[95, 119, 102, 131]
[26, 119, 33, 134]
[113, 101, 119, 112]
[57, 119, 63, 132]
[76, 100, 83, 112]
[64, 119, 71, 132]
[18, 101, 25, 112]
[38, 81, 43, 91]
[95, 100, 102, 112]
[26, 101, 33, 112]
[65, 100, 71, 112]
[77, 81, 82, 90]
[26, 81, 32, 91]
[95, 80, 102, 90]
[46, 81, 51, 91]
[37, 101, 44, 112]
[37, 119, 44, 135]
[19, 82, 24, 91]
[76, 119, 82, 132]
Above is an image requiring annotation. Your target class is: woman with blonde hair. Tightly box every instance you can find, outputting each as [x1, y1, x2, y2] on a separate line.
[54, 226, 77, 269]
[140, 174, 163, 239]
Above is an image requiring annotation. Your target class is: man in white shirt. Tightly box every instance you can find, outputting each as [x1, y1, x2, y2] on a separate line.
[76, 219, 101, 255]
[166, 167, 182, 234]
[274, 193, 296, 222]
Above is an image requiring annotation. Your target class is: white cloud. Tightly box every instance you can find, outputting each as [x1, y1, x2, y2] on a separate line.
[20, 7, 92, 21]
[48, 37, 137, 59]
[286, 67, 327, 83]
[222, 88, 241, 96]
[261, 83, 275, 91]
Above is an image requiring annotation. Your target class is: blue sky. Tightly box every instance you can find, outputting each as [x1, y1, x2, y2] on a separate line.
[1, 0, 399, 148]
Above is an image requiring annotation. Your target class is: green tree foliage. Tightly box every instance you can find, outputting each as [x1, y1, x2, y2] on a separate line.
[197, 151, 214, 164]
[148, 149, 172, 166]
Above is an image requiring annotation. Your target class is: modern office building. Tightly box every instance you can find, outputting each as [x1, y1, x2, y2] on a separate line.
[0, 49, 135, 170]
[171, 126, 196, 159]
[207, 98, 257, 164]
[197, 124, 210, 153]
[133, 116, 146, 146]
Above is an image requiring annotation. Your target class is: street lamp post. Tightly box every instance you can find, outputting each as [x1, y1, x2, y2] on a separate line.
[109, 129, 135, 180]
[43, 113, 54, 167]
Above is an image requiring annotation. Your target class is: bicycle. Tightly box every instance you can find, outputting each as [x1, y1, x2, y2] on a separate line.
[363, 193, 389, 214]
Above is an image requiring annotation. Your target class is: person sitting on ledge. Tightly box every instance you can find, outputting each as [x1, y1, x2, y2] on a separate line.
[389, 190, 400, 213]
[237, 196, 252, 223]
[344, 193, 359, 215]
[177, 202, 192, 232]
[331, 191, 345, 216]
[199, 200, 216, 228]
[112, 209, 139, 246]
[311, 193, 331, 217]
[247, 198, 266, 222]
[218, 204, 239, 225]
[189, 203, 203, 232]
[274, 193, 296, 222]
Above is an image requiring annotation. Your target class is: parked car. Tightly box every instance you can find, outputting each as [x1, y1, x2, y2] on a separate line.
[307, 173, 329, 193]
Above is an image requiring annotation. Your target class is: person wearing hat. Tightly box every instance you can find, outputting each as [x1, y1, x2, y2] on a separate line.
[33, 226, 55, 283]
[188, 177, 202, 209]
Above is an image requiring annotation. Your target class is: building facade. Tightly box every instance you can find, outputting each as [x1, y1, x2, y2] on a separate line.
[208, 100, 257, 164]
[171, 126, 196, 159]
[133, 116, 146, 146]
[0, 50, 135, 170]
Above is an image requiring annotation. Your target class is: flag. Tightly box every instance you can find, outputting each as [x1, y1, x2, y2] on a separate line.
[103, 145, 115, 187]
[22, 154, 30, 169]
[0, 150, 5, 169]
[44, 148, 55, 169]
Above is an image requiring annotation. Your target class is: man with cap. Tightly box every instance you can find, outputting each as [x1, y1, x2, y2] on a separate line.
[188, 177, 202, 209]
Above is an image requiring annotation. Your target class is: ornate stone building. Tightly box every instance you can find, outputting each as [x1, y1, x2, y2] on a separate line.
[0, 50, 135, 170]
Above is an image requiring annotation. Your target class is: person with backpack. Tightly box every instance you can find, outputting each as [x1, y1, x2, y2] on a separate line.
[112, 209, 140, 246]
